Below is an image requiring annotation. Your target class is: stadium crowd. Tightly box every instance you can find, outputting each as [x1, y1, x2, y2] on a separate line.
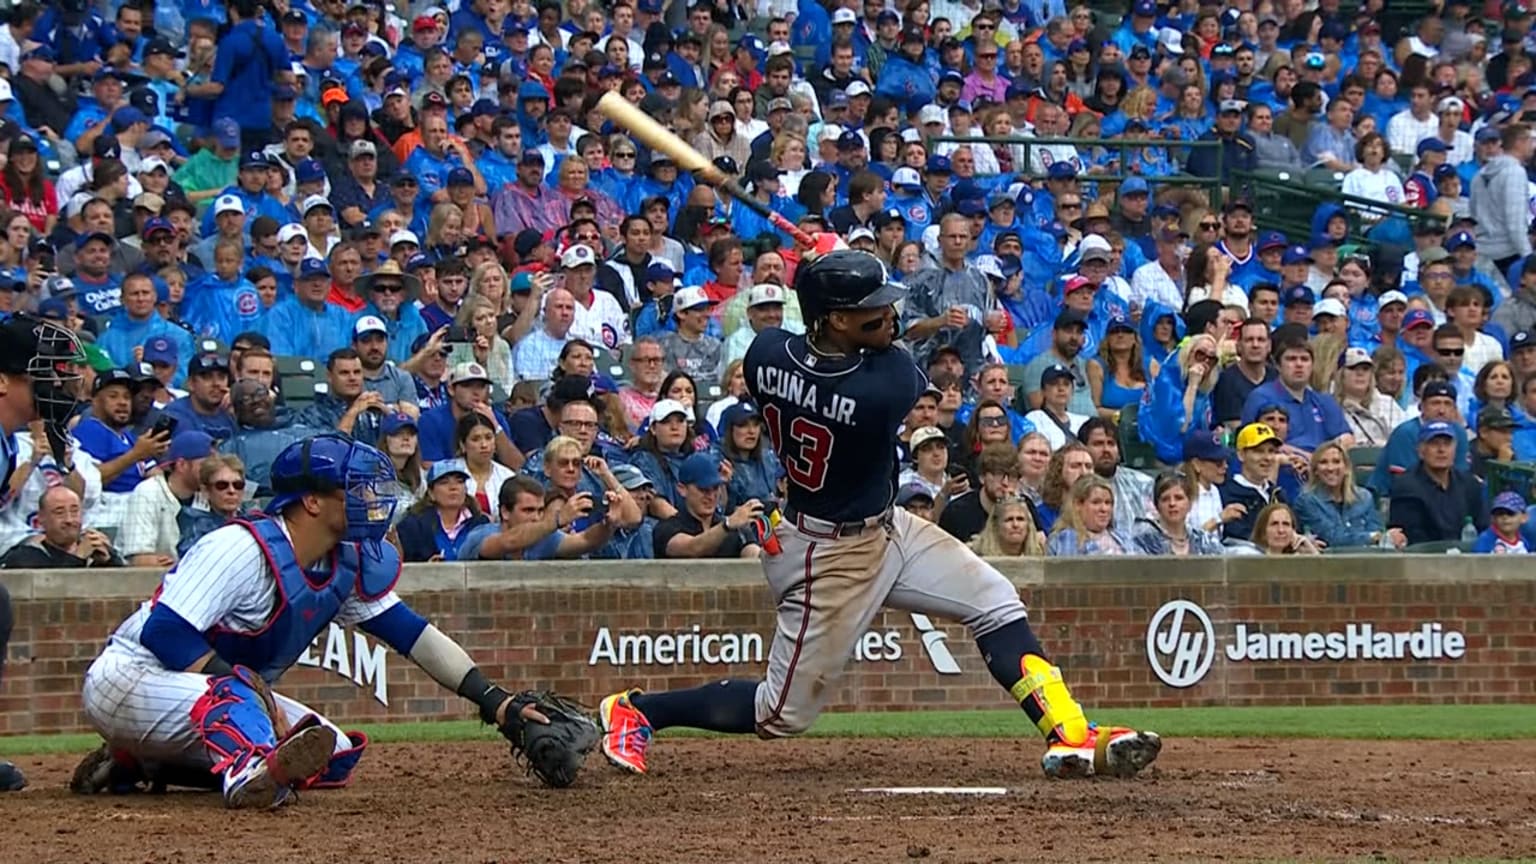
[0, 0, 1531, 568]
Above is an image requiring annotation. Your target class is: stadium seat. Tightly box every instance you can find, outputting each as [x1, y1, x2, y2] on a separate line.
[1404, 540, 1471, 554]
[275, 355, 317, 377]
[1351, 446, 1382, 490]
[1115, 403, 1161, 471]
[197, 338, 228, 356]
[283, 375, 317, 405]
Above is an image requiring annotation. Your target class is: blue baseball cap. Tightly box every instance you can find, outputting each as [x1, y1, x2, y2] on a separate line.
[381, 411, 418, 436]
[997, 252, 1022, 277]
[1434, 163, 1459, 182]
[212, 117, 240, 149]
[1281, 244, 1313, 266]
[37, 297, 68, 320]
[240, 151, 269, 169]
[926, 155, 952, 174]
[956, 199, 986, 217]
[1403, 308, 1436, 330]
[427, 461, 471, 486]
[1183, 428, 1231, 462]
[1492, 490, 1528, 514]
[1446, 230, 1477, 250]
[471, 98, 499, 118]
[1258, 230, 1288, 252]
[294, 158, 326, 184]
[939, 70, 964, 87]
[141, 216, 174, 239]
[298, 258, 331, 279]
[110, 107, 148, 131]
[645, 262, 676, 282]
[1132, 0, 1156, 16]
[1417, 137, 1450, 155]
[678, 452, 725, 489]
[163, 430, 214, 464]
[1418, 420, 1458, 443]
[719, 401, 762, 431]
[1106, 314, 1135, 333]
[144, 337, 178, 366]
[1047, 162, 1077, 180]
[1281, 284, 1315, 307]
[447, 166, 474, 186]
[1120, 176, 1150, 196]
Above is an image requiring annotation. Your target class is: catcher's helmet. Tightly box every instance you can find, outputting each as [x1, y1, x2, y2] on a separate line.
[793, 249, 905, 322]
[0, 314, 86, 426]
[268, 434, 398, 542]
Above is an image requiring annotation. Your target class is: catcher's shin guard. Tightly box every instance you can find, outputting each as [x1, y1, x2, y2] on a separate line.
[190, 668, 282, 777]
[1012, 654, 1089, 746]
[296, 717, 368, 790]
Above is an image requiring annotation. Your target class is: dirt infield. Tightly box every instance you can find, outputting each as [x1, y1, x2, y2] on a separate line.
[6, 737, 1536, 864]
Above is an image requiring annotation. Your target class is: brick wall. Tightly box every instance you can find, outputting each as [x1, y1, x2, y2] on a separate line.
[3, 557, 1535, 735]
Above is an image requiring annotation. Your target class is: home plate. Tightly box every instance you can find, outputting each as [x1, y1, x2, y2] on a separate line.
[855, 787, 1009, 796]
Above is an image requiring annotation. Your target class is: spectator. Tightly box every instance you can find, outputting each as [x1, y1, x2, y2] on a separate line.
[958, 399, 1015, 481]
[654, 452, 764, 560]
[445, 411, 516, 519]
[1181, 429, 1241, 540]
[955, 362, 1034, 444]
[73, 368, 171, 533]
[0, 486, 122, 569]
[1046, 474, 1137, 556]
[1334, 346, 1403, 447]
[511, 286, 578, 382]
[1469, 123, 1533, 274]
[221, 379, 318, 494]
[156, 352, 235, 441]
[703, 359, 749, 434]
[661, 285, 724, 382]
[1024, 364, 1090, 451]
[356, 260, 429, 365]
[1079, 417, 1152, 533]
[1293, 441, 1402, 550]
[1139, 333, 1219, 463]
[352, 314, 422, 411]
[1471, 406, 1518, 479]
[1211, 318, 1276, 429]
[1036, 441, 1094, 532]
[298, 348, 387, 447]
[722, 283, 787, 365]
[1218, 421, 1286, 542]
[266, 257, 355, 363]
[938, 442, 1024, 543]
[458, 475, 616, 561]
[535, 433, 642, 527]
[1388, 420, 1488, 545]
[1016, 432, 1052, 503]
[903, 213, 991, 380]
[970, 497, 1047, 557]
[715, 403, 782, 512]
[628, 398, 698, 516]
[1240, 337, 1353, 453]
[1251, 502, 1321, 555]
[618, 335, 668, 431]
[449, 294, 517, 394]
[1021, 310, 1095, 416]
[1086, 316, 1147, 421]
[417, 361, 520, 465]
[599, 464, 658, 560]
[118, 429, 213, 567]
[378, 411, 426, 518]
[395, 461, 492, 562]
[1368, 379, 1469, 496]
[1133, 472, 1226, 556]
[1470, 491, 1536, 554]
[899, 425, 952, 501]
[174, 455, 251, 557]
[897, 482, 937, 522]
[508, 375, 595, 458]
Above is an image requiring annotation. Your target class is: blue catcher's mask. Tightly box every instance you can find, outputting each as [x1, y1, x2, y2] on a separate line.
[268, 435, 398, 543]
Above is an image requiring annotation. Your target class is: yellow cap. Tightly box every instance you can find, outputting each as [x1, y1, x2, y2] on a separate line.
[1235, 422, 1281, 450]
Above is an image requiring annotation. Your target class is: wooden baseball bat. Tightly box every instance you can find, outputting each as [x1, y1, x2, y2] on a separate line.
[594, 91, 819, 250]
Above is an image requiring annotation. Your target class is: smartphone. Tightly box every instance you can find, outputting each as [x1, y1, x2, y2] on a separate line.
[446, 324, 472, 343]
[151, 415, 177, 437]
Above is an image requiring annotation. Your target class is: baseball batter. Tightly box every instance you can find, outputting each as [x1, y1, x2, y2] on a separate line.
[72, 434, 589, 807]
[599, 250, 1161, 779]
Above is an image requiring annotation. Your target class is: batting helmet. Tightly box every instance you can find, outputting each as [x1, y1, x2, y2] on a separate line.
[0, 314, 86, 426]
[268, 434, 398, 542]
[793, 249, 905, 323]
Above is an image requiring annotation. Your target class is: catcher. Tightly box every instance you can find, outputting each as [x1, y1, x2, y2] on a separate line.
[71, 434, 596, 806]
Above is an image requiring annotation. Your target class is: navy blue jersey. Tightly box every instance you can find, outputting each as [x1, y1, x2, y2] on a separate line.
[744, 328, 927, 522]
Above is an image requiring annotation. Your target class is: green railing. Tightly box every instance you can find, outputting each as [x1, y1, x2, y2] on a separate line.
[1229, 168, 1441, 250]
[924, 134, 1226, 205]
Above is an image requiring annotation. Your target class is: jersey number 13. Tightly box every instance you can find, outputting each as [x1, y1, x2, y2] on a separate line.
[762, 403, 834, 492]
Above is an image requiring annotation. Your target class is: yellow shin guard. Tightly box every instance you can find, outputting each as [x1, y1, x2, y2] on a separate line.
[1009, 655, 1089, 745]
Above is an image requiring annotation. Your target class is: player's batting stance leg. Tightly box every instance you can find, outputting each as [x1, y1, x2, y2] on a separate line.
[597, 250, 1159, 780]
[74, 435, 596, 806]
[0, 581, 23, 791]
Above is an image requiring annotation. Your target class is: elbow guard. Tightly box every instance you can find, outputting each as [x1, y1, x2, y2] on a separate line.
[141, 604, 215, 672]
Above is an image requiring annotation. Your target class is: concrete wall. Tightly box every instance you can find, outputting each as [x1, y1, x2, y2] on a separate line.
[3, 556, 1534, 736]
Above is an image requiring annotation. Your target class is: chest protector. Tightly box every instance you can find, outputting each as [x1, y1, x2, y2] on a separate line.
[208, 518, 402, 681]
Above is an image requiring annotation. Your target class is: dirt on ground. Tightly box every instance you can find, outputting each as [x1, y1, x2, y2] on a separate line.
[5, 737, 1535, 864]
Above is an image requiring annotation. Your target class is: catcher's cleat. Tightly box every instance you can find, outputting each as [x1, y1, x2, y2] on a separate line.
[0, 760, 24, 792]
[1041, 725, 1161, 780]
[598, 689, 653, 775]
[224, 725, 336, 810]
[69, 744, 147, 794]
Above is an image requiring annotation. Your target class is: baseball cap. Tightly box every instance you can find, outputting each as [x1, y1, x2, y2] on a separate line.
[678, 452, 725, 488]
[892, 166, 922, 189]
[926, 155, 952, 174]
[144, 337, 178, 366]
[1218, 99, 1246, 114]
[1183, 429, 1231, 462]
[427, 461, 471, 486]
[1434, 164, 1459, 183]
[92, 367, 136, 395]
[349, 139, 377, 159]
[1378, 290, 1409, 309]
[747, 284, 786, 307]
[1419, 246, 1451, 265]
[389, 229, 420, 248]
[1422, 380, 1457, 402]
[447, 166, 474, 187]
[1418, 420, 1458, 443]
[1479, 406, 1518, 431]
[1054, 308, 1088, 328]
[1512, 329, 1536, 352]
[381, 411, 418, 437]
[673, 285, 713, 312]
[909, 426, 946, 452]
[560, 244, 597, 269]
[1313, 298, 1346, 319]
[293, 158, 326, 185]
[214, 194, 245, 216]
[1258, 231, 1288, 252]
[163, 430, 215, 464]
[1492, 490, 1527, 514]
[846, 80, 872, 98]
[1476, 126, 1502, 144]
[449, 361, 492, 386]
[719, 402, 762, 432]
[832, 7, 857, 24]
[895, 481, 935, 507]
[1341, 346, 1374, 368]
[188, 352, 230, 378]
[239, 150, 268, 170]
[298, 258, 330, 280]
[1417, 137, 1450, 156]
[1446, 230, 1477, 251]
[645, 262, 676, 283]
[917, 104, 947, 126]
[353, 315, 389, 339]
[611, 463, 654, 491]
[301, 194, 333, 216]
[1402, 308, 1435, 330]
[277, 223, 307, 245]
[1235, 422, 1281, 450]
[1040, 364, 1074, 387]
[133, 192, 165, 214]
[1281, 284, 1315, 308]
[1281, 244, 1312, 266]
[649, 398, 693, 424]
[1120, 176, 1149, 196]
[141, 216, 174, 239]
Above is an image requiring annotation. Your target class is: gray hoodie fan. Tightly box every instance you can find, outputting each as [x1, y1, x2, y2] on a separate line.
[1469, 153, 1532, 262]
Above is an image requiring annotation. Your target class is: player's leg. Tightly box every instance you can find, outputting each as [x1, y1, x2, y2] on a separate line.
[82, 651, 335, 807]
[0, 583, 22, 791]
[881, 508, 1160, 778]
[269, 691, 369, 788]
[600, 525, 897, 773]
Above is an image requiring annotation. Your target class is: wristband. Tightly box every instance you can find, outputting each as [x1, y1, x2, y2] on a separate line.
[456, 667, 511, 725]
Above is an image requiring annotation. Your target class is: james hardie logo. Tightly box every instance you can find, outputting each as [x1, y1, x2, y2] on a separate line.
[1146, 599, 1215, 688]
[910, 613, 961, 675]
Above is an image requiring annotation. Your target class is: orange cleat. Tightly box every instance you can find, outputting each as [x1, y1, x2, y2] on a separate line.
[1041, 724, 1161, 779]
[599, 689, 653, 775]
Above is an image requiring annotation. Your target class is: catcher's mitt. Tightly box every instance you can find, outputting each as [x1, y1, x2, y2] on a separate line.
[498, 691, 599, 788]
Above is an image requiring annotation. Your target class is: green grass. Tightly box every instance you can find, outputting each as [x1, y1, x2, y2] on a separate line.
[6, 704, 1536, 757]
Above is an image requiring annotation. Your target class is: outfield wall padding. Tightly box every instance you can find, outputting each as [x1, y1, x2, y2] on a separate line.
[2, 556, 1533, 736]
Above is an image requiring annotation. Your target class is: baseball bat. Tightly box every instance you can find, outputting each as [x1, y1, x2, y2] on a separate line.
[594, 91, 820, 250]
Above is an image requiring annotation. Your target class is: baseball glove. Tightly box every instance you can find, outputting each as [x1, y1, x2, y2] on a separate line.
[498, 691, 599, 788]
